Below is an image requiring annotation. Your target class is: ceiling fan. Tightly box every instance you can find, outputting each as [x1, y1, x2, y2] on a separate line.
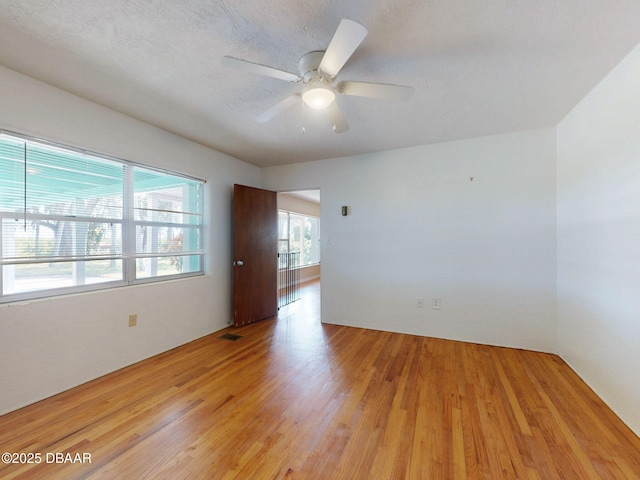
[221, 19, 414, 133]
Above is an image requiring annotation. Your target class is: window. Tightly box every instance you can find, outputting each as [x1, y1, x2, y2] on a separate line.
[278, 210, 320, 267]
[0, 131, 204, 302]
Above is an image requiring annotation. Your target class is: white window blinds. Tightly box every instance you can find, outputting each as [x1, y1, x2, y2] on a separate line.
[0, 131, 204, 302]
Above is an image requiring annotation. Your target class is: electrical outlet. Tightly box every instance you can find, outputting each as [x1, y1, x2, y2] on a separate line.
[416, 298, 424, 308]
[432, 298, 441, 310]
[128, 314, 137, 327]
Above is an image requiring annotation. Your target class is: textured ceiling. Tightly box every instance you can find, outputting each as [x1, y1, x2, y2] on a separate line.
[0, 1, 639, 167]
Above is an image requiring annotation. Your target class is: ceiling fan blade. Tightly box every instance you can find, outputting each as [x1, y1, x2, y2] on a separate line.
[329, 101, 350, 133]
[336, 81, 414, 101]
[318, 19, 368, 78]
[222, 56, 301, 83]
[255, 94, 300, 123]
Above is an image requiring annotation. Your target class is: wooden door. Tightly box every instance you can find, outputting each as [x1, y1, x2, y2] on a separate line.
[233, 184, 278, 326]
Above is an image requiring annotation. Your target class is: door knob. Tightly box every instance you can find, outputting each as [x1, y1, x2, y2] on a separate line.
[234, 260, 244, 266]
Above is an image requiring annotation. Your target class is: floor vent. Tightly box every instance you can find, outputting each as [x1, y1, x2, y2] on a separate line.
[219, 333, 242, 341]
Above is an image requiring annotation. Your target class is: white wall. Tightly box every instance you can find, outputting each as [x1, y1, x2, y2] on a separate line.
[0, 66, 261, 414]
[557, 43, 640, 435]
[263, 128, 557, 352]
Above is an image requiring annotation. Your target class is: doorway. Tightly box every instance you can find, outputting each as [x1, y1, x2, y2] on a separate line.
[277, 189, 321, 310]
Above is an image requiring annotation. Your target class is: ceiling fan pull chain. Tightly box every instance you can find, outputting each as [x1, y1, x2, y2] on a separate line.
[301, 101, 306, 134]
[332, 102, 337, 132]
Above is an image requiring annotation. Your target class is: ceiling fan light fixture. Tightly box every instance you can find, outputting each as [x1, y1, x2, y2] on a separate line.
[302, 87, 335, 110]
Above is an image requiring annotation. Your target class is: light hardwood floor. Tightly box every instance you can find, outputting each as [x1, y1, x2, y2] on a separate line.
[1, 280, 639, 479]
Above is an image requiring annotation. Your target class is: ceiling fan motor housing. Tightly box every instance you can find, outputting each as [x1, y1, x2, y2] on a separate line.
[298, 51, 329, 84]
